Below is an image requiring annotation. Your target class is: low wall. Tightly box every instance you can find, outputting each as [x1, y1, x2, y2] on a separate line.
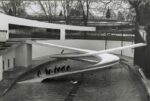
[121, 61, 150, 100]
[32, 40, 134, 59]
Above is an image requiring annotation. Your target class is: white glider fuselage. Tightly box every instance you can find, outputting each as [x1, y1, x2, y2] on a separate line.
[26, 41, 145, 75]
[18, 41, 146, 84]
[18, 53, 119, 84]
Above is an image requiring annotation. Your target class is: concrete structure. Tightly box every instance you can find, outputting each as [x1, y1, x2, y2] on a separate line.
[15, 44, 32, 67]
[0, 13, 96, 81]
[2, 49, 15, 71]
[0, 13, 135, 81]
[0, 13, 95, 41]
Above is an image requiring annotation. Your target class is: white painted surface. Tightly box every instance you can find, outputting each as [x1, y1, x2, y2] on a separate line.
[60, 28, 65, 40]
[0, 56, 2, 81]
[0, 14, 8, 30]
[0, 13, 95, 41]
[18, 53, 119, 84]
[0, 13, 95, 31]
[0, 31, 8, 42]
[0, 14, 9, 41]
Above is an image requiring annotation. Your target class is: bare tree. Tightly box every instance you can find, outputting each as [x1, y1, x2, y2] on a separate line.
[100, 0, 112, 18]
[78, 0, 92, 26]
[60, 0, 74, 24]
[0, 0, 27, 16]
[90, 0, 129, 20]
[117, 11, 125, 21]
[127, 0, 150, 25]
[37, 0, 58, 22]
[106, 7, 111, 18]
[127, 0, 141, 25]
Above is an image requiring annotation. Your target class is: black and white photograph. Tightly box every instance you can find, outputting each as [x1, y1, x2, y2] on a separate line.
[0, 0, 149, 101]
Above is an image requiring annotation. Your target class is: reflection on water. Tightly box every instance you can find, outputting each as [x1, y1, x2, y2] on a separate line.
[0, 64, 148, 101]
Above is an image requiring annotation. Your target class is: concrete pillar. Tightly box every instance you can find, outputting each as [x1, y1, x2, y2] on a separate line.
[15, 44, 32, 67]
[0, 30, 8, 42]
[60, 28, 65, 40]
[0, 56, 3, 81]
[0, 17, 9, 42]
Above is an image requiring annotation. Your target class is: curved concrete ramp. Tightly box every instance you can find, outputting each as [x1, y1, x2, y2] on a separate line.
[18, 53, 119, 84]
[1, 63, 149, 101]
[0, 13, 96, 31]
[17, 60, 119, 84]
[0, 13, 95, 41]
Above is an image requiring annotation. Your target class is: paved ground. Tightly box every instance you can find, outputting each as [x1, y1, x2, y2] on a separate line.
[73, 65, 148, 101]
[0, 56, 149, 101]
[0, 57, 51, 96]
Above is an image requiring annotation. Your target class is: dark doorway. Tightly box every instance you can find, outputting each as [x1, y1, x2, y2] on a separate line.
[3, 61, 4, 71]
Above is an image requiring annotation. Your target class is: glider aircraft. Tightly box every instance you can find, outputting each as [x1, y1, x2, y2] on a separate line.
[0, 13, 146, 95]
[17, 41, 146, 83]
[0, 13, 145, 83]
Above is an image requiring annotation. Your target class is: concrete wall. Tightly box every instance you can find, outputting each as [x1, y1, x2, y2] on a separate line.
[2, 44, 32, 71]
[0, 56, 3, 81]
[2, 49, 15, 71]
[15, 44, 32, 67]
[0, 30, 8, 42]
[32, 40, 134, 59]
